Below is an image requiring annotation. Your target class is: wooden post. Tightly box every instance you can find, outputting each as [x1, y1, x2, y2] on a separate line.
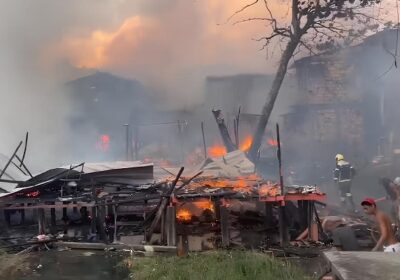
[307, 202, 314, 240]
[97, 204, 108, 243]
[265, 202, 273, 227]
[62, 202, 68, 220]
[278, 205, 288, 245]
[298, 200, 308, 232]
[220, 205, 230, 247]
[178, 234, 189, 256]
[91, 206, 97, 234]
[20, 203, 25, 225]
[276, 124, 288, 246]
[124, 124, 130, 161]
[91, 180, 97, 235]
[113, 205, 117, 243]
[166, 206, 176, 246]
[4, 206, 11, 226]
[160, 208, 166, 244]
[201, 122, 207, 159]
[214, 199, 221, 221]
[38, 208, 45, 235]
[133, 125, 139, 160]
[50, 202, 56, 227]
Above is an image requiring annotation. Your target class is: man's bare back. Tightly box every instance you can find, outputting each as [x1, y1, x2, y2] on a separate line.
[374, 211, 397, 250]
[361, 198, 400, 252]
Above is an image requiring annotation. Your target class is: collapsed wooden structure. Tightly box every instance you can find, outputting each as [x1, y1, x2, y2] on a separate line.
[0, 140, 326, 252]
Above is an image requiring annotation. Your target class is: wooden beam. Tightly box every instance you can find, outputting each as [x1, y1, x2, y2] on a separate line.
[57, 241, 177, 253]
[220, 206, 230, 247]
[212, 109, 237, 152]
[166, 206, 176, 246]
[146, 167, 184, 241]
[3, 202, 94, 210]
[38, 208, 45, 235]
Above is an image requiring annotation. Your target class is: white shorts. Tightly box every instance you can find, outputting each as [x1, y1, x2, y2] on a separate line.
[384, 243, 400, 252]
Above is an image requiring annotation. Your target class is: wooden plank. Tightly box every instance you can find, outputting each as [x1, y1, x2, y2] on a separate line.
[146, 167, 184, 241]
[259, 194, 326, 202]
[57, 241, 177, 253]
[115, 221, 142, 226]
[4, 203, 94, 210]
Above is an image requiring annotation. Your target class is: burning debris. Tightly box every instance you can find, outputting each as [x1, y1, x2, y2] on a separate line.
[0, 124, 333, 256]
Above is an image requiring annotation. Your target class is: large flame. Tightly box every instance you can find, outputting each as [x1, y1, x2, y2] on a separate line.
[207, 136, 253, 158]
[239, 136, 253, 152]
[208, 145, 227, 157]
[176, 209, 192, 222]
[193, 200, 215, 212]
[187, 176, 261, 193]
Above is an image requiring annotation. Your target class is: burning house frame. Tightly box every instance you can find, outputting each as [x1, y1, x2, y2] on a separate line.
[0, 133, 327, 253]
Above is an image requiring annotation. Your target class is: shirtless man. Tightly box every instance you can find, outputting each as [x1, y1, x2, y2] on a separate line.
[361, 198, 400, 252]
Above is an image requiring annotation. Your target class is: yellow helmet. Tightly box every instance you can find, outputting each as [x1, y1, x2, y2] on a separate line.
[335, 154, 344, 161]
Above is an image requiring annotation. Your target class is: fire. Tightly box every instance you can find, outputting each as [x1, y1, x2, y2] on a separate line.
[267, 138, 279, 147]
[259, 183, 281, 197]
[207, 145, 227, 157]
[176, 209, 192, 222]
[239, 136, 253, 152]
[187, 176, 260, 194]
[193, 200, 215, 212]
[96, 134, 110, 152]
[207, 136, 253, 157]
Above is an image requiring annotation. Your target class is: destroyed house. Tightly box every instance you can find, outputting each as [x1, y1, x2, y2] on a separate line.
[65, 72, 155, 160]
[286, 29, 400, 165]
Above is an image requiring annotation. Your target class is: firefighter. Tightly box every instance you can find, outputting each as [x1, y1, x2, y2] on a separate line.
[334, 154, 356, 212]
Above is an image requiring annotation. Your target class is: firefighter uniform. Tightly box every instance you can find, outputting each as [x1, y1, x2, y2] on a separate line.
[334, 154, 356, 211]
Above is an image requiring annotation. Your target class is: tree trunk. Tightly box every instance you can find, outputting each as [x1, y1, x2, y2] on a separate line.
[248, 40, 299, 160]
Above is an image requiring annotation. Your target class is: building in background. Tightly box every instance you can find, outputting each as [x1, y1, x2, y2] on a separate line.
[66, 72, 154, 161]
[285, 29, 400, 176]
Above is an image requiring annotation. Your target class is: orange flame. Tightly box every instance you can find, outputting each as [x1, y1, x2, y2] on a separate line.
[207, 145, 227, 157]
[176, 209, 192, 222]
[187, 177, 258, 194]
[259, 183, 281, 197]
[193, 200, 215, 212]
[239, 136, 253, 152]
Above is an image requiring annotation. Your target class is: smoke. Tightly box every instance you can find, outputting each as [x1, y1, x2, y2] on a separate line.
[0, 0, 113, 170]
[0, 0, 395, 170]
[48, 0, 292, 107]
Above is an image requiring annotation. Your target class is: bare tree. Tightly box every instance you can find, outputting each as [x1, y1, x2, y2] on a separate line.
[230, 0, 383, 160]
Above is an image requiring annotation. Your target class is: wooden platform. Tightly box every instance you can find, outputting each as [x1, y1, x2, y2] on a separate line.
[259, 193, 326, 203]
[323, 251, 400, 280]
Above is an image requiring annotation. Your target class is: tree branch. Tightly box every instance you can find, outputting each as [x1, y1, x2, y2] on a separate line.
[226, 0, 260, 23]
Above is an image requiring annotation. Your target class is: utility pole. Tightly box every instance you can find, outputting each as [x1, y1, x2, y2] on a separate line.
[123, 124, 130, 161]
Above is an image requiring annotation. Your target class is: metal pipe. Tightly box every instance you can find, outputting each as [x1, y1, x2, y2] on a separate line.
[201, 122, 207, 159]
